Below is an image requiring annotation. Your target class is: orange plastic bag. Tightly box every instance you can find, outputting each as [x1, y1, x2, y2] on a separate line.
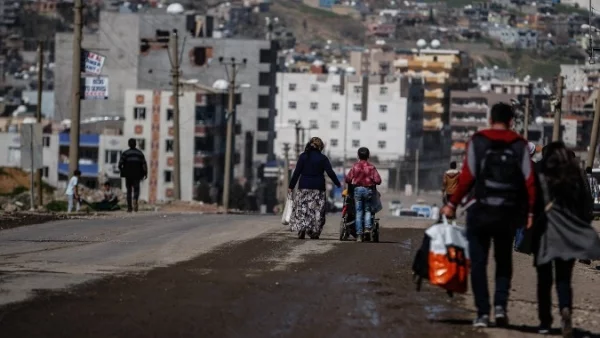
[425, 217, 470, 294]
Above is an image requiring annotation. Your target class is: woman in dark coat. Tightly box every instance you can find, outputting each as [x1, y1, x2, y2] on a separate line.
[531, 141, 600, 337]
[288, 137, 341, 239]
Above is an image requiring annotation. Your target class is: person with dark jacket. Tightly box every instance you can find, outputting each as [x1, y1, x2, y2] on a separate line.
[118, 138, 148, 212]
[531, 142, 600, 337]
[288, 137, 341, 239]
[441, 102, 536, 328]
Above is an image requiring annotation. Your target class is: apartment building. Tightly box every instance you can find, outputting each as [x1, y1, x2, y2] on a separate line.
[54, 10, 278, 179]
[274, 73, 423, 163]
[561, 64, 600, 91]
[123, 88, 227, 203]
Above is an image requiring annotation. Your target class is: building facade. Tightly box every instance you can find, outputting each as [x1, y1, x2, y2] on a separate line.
[274, 73, 417, 163]
[54, 10, 278, 180]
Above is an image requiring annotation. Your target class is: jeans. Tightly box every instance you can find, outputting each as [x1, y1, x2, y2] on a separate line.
[125, 178, 141, 210]
[536, 259, 575, 326]
[466, 213, 514, 316]
[67, 194, 80, 213]
[354, 186, 372, 235]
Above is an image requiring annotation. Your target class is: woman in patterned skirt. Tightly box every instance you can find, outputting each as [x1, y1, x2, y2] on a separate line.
[288, 137, 341, 239]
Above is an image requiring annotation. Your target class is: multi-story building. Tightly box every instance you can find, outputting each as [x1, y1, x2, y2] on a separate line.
[122, 87, 227, 203]
[54, 10, 278, 180]
[274, 72, 422, 163]
[476, 67, 516, 82]
[561, 64, 600, 91]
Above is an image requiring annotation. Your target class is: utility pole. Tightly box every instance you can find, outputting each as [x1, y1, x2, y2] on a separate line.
[68, 0, 83, 176]
[220, 57, 246, 214]
[283, 143, 290, 199]
[169, 29, 181, 200]
[523, 98, 530, 140]
[414, 149, 420, 196]
[294, 121, 301, 158]
[587, 91, 600, 168]
[395, 160, 401, 191]
[552, 76, 564, 142]
[35, 40, 44, 208]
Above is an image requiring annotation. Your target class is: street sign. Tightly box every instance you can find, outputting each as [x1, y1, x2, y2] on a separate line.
[81, 49, 106, 75]
[20, 123, 43, 171]
[81, 76, 109, 100]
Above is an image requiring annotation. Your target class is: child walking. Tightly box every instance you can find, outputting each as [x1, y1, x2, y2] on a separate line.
[345, 147, 382, 242]
[66, 170, 81, 213]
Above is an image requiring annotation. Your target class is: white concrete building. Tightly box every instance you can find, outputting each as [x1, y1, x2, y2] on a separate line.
[275, 73, 409, 162]
[123, 88, 226, 203]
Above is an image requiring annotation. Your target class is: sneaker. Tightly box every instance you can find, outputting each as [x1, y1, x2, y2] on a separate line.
[357, 234, 363, 242]
[364, 227, 372, 234]
[538, 325, 551, 334]
[494, 306, 509, 327]
[473, 315, 490, 328]
[561, 308, 573, 338]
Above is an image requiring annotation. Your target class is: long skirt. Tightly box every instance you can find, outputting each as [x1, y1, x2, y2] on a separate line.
[290, 189, 327, 235]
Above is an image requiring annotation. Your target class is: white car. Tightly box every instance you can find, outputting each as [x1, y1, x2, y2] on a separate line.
[389, 200, 402, 212]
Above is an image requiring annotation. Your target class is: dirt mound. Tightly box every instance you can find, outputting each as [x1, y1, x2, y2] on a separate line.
[0, 167, 33, 195]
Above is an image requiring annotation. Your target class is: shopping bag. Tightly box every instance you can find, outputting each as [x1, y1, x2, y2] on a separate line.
[281, 192, 293, 226]
[371, 191, 383, 214]
[425, 216, 470, 294]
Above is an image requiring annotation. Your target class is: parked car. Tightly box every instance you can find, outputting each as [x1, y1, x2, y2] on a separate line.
[389, 200, 402, 212]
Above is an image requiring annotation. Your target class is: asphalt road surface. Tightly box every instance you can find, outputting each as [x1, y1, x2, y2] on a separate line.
[2, 195, 600, 338]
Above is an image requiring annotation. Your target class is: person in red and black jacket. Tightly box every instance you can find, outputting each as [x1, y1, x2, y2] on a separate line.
[441, 102, 536, 328]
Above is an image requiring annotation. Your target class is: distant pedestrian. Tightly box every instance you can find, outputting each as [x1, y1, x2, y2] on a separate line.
[345, 147, 382, 242]
[118, 138, 148, 212]
[65, 170, 81, 213]
[585, 166, 599, 201]
[288, 137, 341, 239]
[442, 161, 460, 204]
[441, 102, 536, 328]
[532, 141, 600, 336]
[430, 203, 440, 221]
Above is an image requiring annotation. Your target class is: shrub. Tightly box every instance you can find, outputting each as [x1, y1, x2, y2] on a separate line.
[46, 200, 68, 212]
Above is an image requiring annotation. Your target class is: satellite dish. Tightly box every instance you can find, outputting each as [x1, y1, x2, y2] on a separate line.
[493, 65, 499, 70]
[328, 66, 339, 73]
[535, 116, 544, 125]
[417, 39, 427, 48]
[480, 85, 490, 92]
[22, 117, 36, 124]
[584, 86, 590, 92]
[345, 67, 356, 74]
[430, 39, 440, 48]
[312, 60, 324, 66]
[166, 3, 184, 14]
[575, 86, 581, 91]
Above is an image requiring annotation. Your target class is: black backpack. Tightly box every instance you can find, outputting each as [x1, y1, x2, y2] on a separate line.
[474, 139, 525, 214]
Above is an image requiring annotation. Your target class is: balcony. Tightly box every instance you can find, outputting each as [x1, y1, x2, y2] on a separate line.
[424, 103, 444, 114]
[424, 89, 444, 99]
[450, 103, 488, 113]
[450, 118, 486, 128]
[405, 60, 454, 70]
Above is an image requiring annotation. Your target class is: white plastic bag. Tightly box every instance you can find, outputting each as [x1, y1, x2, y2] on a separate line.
[281, 192, 293, 226]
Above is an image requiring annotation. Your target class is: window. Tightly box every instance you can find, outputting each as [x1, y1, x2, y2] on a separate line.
[136, 138, 146, 151]
[166, 108, 174, 121]
[165, 139, 174, 152]
[353, 104, 362, 112]
[259, 48, 272, 63]
[164, 170, 172, 183]
[433, 56, 438, 62]
[289, 83, 297, 91]
[287, 119, 296, 125]
[258, 95, 270, 109]
[310, 102, 318, 110]
[330, 120, 339, 129]
[352, 139, 360, 147]
[352, 121, 360, 130]
[288, 101, 297, 109]
[257, 117, 270, 132]
[380, 105, 388, 113]
[134, 107, 146, 120]
[330, 139, 339, 147]
[190, 47, 213, 66]
[332, 85, 341, 93]
[309, 120, 319, 129]
[42, 166, 49, 178]
[332, 103, 340, 111]
[256, 140, 269, 154]
[42, 136, 50, 147]
[379, 123, 387, 131]
[259, 72, 272, 86]
[354, 86, 362, 94]
[310, 84, 319, 92]
[380, 86, 388, 95]
[104, 150, 121, 164]
[378, 141, 386, 149]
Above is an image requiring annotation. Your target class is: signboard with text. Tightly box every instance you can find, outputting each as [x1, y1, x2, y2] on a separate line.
[81, 76, 109, 100]
[81, 49, 106, 75]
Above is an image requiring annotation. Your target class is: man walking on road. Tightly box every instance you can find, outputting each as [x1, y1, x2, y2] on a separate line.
[442, 161, 460, 204]
[441, 103, 536, 328]
[118, 138, 148, 212]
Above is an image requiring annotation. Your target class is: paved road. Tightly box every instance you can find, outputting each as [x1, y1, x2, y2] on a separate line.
[0, 213, 278, 306]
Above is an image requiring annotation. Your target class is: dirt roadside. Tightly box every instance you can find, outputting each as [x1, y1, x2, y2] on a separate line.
[0, 227, 487, 338]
